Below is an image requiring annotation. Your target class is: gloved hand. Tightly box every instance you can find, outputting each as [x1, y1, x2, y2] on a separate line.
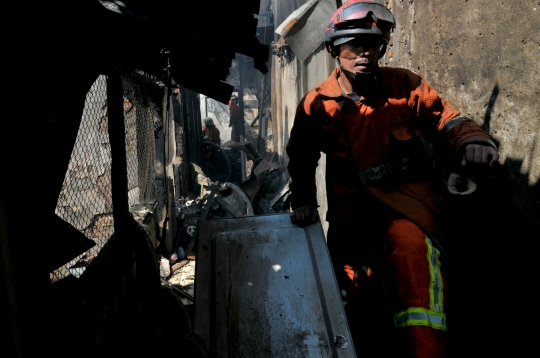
[447, 172, 477, 195]
[290, 205, 319, 225]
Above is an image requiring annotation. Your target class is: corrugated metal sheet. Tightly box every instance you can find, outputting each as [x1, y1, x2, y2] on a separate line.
[194, 213, 356, 357]
[275, 0, 335, 62]
[269, 1, 339, 237]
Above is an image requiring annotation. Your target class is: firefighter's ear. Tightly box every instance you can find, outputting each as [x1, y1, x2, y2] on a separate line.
[331, 46, 340, 59]
[325, 42, 337, 59]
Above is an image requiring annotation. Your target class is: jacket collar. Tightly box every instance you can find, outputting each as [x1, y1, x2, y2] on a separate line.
[315, 67, 390, 100]
[314, 68, 343, 98]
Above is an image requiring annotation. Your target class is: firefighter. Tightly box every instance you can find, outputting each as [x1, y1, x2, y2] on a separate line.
[202, 116, 221, 145]
[286, 1, 498, 357]
[228, 94, 242, 142]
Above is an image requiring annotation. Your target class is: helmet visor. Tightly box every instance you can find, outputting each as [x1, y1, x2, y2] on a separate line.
[333, 36, 358, 47]
[341, 2, 395, 25]
[333, 35, 384, 47]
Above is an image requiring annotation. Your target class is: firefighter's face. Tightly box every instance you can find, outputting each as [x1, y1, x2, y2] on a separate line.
[337, 35, 382, 74]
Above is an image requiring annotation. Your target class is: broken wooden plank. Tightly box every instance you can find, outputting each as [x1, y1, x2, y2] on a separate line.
[171, 259, 190, 273]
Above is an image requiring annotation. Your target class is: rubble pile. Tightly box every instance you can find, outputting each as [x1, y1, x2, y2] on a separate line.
[187, 141, 291, 221]
[161, 141, 291, 303]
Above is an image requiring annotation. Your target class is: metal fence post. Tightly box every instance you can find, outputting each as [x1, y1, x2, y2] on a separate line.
[162, 85, 177, 255]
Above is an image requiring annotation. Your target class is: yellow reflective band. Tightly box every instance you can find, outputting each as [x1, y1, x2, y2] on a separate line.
[426, 237, 443, 313]
[394, 307, 448, 331]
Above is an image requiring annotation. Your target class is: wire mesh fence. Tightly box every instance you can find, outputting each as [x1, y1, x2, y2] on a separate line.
[52, 70, 163, 282]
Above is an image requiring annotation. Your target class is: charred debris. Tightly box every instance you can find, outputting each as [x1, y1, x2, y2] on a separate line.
[191, 141, 290, 219]
[162, 139, 291, 278]
[2, 1, 279, 357]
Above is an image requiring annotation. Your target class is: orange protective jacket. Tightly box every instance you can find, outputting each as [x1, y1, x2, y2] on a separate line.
[286, 67, 496, 232]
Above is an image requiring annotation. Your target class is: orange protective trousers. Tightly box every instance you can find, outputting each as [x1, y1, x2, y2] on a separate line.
[328, 218, 448, 358]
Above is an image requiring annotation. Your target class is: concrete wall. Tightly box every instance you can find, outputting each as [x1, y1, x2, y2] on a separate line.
[388, 0, 540, 225]
[384, 2, 538, 350]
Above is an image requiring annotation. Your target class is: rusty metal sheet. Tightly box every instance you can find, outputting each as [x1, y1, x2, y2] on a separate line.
[194, 213, 356, 357]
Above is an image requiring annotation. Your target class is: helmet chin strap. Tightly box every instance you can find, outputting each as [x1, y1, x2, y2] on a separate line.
[340, 66, 376, 81]
[336, 58, 377, 89]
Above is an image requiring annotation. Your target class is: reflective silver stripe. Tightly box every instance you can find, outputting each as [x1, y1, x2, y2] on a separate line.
[394, 308, 447, 331]
[358, 162, 393, 183]
[426, 238, 443, 312]
[393, 240, 447, 332]
[443, 116, 470, 132]
[357, 157, 424, 184]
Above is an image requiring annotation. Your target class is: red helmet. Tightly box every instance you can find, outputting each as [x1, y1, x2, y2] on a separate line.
[324, 0, 396, 55]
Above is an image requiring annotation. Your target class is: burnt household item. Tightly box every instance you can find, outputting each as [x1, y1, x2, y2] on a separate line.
[194, 213, 356, 357]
